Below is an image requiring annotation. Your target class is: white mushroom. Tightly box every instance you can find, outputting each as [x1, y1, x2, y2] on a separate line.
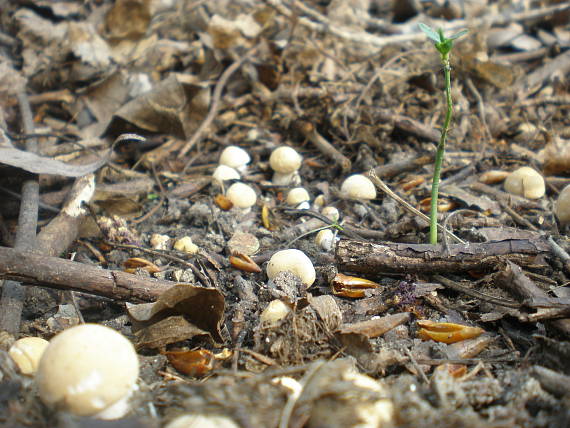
[266, 249, 316, 287]
[226, 182, 257, 210]
[36, 324, 139, 419]
[149, 233, 170, 250]
[308, 368, 394, 428]
[219, 146, 251, 171]
[212, 165, 240, 185]
[260, 300, 292, 326]
[503, 166, 545, 199]
[321, 206, 340, 222]
[174, 236, 199, 255]
[315, 229, 334, 252]
[555, 184, 570, 224]
[8, 337, 49, 376]
[270, 146, 302, 185]
[286, 187, 310, 208]
[164, 414, 240, 428]
[340, 174, 377, 200]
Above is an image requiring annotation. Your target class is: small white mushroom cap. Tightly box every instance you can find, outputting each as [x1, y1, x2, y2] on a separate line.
[315, 229, 334, 252]
[340, 174, 377, 200]
[226, 182, 257, 209]
[321, 206, 340, 222]
[555, 184, 570, 224]
[174, 236, 199, 255]
[149, 233, 170, 250]
[286, 187, 310, 206]
[269, 146, 302, 174]
[36, 324, 139, 419]
[260, 300, 292, 326]
[219, 146, 251, 170]
[266, 249, 316, 287]
[308, 369, 394, 428]
[503, 166, 545, 199]
[164, 414, 240, 428]
[213, 165, 240, 184]
[8, 337, 49, 375]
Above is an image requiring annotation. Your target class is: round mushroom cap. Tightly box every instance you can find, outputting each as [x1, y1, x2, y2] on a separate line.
[503, 166, 545, 199]
[219, 146, 251, 170]
[269, 147, 302, 174]
[555, 184, 570, 224]
[164, 414, 240, 428]
[260, 300, 292, 326]
[9, 337, 49, 375]
[226, 182, 257, 209]
[36, 323, 139, 418]
[266, 249, 316, 287]
[315, 229, 334, 251]
[213, 165, 240, 184]
[340, 174, 377, 200]
[286, 188, 310, 206]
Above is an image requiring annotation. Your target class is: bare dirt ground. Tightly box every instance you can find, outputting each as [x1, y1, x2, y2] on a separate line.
[1, 1, 570, 427]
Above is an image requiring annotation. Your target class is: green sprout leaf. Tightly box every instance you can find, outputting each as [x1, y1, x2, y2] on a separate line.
[418, 23, 441, 43]
[448, 29, 469, 41]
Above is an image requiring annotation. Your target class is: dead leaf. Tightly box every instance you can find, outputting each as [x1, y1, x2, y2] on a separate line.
[127, 283, 225, 349]
[0, 147, 110, 177]
[105, 74, 208, 139]
[163, 348, 215, 377]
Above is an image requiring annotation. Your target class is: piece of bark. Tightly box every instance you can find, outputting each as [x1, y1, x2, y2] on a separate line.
[0, 246, 174, 303]
[495, 261, 570, 336]
[335, 238, 550, 274]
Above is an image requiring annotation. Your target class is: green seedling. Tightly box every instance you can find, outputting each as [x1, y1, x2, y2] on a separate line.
[419, 23, 468, 245]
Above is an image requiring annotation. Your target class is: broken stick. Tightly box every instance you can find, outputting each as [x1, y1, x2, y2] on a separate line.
[335, 238, 550, 274]
[0, 246, 175, 303]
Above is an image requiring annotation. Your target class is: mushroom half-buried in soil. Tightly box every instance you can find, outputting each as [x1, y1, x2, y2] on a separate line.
[9, 337, 49, 376]
[503, 166, 545, 199]
[555, 183, 570, 224]
[266, 249, 316, 287]
[36, 323, 139, 420]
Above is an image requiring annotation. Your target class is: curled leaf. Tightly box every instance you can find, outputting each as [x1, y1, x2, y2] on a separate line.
[331, 273, 379, 298]
[417, 320, 484, 344]
[229, 252, 261, 273]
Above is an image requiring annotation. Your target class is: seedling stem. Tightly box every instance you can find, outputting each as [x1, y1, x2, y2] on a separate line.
[418, 24, 467, 244]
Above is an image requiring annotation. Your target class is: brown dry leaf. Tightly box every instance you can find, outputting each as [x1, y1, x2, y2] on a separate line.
[442, 184, 501, 214]
[123, 257, 160, 274]
[163, 349, 215, 377]
[95, 196, 143, 217]
[338, 313, 410, 338]
[105, 74, 209, 139]
[127, 283, 225, 349]
[0, 146, 110, 177]
[104, 0, 152, 42]
[132, 315, 213, 350]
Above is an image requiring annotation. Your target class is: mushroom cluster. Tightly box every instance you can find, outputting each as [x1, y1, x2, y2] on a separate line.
[212, 145, 257, 211]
